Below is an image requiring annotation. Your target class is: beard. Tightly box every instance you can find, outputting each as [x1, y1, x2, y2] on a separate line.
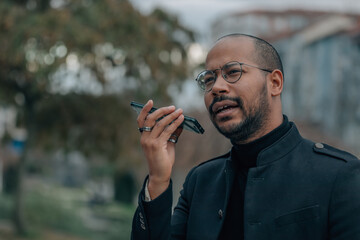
[209, 83, 270, 143]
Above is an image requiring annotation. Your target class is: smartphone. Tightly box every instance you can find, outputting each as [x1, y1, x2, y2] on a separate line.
[130, 101, 205, 134]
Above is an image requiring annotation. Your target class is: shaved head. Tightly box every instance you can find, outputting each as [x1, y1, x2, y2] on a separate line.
[217, 33, 284, 79]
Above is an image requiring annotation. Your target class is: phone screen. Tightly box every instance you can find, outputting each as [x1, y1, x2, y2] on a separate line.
[130, 101, 205, 134]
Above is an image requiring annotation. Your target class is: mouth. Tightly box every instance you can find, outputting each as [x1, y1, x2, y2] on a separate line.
[212, 100, 239, 116]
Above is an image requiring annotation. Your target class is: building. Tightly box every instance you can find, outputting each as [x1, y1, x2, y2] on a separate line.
[211, 9, 360, 153]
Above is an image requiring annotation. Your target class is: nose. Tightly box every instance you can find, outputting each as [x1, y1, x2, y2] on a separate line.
[211, 74, 230, 96]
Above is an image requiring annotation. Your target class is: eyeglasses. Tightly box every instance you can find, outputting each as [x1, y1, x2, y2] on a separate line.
[195, 61, 273, 92]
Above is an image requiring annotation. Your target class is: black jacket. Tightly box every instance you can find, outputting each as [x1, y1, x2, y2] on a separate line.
[132, 122, 360, 239]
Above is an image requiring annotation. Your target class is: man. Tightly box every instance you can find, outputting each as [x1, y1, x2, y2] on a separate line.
[131, 33, 360, 239]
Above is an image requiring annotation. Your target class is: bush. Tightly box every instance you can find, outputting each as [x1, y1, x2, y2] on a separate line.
[0, 183, 135, 240]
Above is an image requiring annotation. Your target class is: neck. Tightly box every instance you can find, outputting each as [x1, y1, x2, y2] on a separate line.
[231, 115, 290, 168]
[235, 112, 283, 145]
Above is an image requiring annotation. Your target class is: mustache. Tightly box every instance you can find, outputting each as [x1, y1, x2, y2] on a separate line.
[208, 95, 244, 115]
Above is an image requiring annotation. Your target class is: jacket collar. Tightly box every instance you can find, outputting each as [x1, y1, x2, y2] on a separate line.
[256, 122, 302, 166]
[226, 122, 302, 167]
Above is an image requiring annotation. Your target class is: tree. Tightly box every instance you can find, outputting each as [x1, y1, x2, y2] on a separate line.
[0, 0, 194, 235]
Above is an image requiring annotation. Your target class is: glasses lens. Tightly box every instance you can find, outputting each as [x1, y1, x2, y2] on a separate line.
[222, 62, 242, 83]
[197, 70, 215, 91]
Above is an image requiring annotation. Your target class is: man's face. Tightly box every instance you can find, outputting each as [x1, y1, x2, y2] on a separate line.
[204, 37, 271, 143]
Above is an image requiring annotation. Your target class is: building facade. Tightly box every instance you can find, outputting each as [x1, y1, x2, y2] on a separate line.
[211, 10, 360, 153]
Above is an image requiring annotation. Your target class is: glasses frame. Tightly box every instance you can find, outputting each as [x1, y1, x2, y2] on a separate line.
[195, 61, 273, 92]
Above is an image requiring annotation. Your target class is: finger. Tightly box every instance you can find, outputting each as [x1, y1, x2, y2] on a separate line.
[159, 113, 184, 142]
[150, 108, 183, 137]
[168, 127, 183, 144]
[137, 100, 153, 128]
[143, 105, 176, 132]
[173, 127, 183, 138]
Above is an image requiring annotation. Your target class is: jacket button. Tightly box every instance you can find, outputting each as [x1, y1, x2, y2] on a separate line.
[218, 209, 223, 219]
[315, 143, 324, 149]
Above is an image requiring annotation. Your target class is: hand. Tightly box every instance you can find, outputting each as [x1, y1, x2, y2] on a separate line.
[137, 100, 184, 199]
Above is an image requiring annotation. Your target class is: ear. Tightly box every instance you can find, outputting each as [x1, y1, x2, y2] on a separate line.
[268, 69, 283, 97]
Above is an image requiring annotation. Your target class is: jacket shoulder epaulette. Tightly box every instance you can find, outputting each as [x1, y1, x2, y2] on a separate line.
[313, 142, 358, 163]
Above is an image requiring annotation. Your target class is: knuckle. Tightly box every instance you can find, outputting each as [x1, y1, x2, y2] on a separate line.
[155, 121, 163, 128]
[149, 141, 158, 149]
[164, 124, 174, 132]
[140, 138, 147, 146]
[146, 114, 154, 122]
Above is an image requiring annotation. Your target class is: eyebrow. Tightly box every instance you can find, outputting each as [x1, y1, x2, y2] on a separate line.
[207, 61, 240, 71]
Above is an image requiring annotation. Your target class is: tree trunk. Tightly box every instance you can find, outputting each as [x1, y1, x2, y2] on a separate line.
[13, 150, 27, 235]
[13, 102, 34, 236]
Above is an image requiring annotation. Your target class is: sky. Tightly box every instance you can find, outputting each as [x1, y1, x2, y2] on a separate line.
[130, 0, 360, 35]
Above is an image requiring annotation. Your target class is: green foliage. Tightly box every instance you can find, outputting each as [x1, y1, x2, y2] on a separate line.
[0, 0, 195, 163]
[0, 194, 13, 220]
[0, 190, 88, 238]
[0, 0, 195, 235]
[89, 202, 135, 240]
[0, 185, 136, 239]
[25, 191, 85, 235]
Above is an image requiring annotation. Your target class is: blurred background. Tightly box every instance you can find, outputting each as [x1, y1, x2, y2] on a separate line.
[0, 0, 360, 239]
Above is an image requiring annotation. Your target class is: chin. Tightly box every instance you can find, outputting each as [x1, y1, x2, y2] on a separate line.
[215, 116, 241, 127]
[214, 118, 241, 134]
[221, 123, 239, 133]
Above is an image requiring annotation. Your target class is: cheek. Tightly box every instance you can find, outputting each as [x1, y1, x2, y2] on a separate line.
[204, 93, 212, 109]
[235, 80, 251, 94]
[237, 77, 265, 100]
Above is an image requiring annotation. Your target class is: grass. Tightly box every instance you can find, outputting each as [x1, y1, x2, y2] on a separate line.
[0, 182, 136, 240]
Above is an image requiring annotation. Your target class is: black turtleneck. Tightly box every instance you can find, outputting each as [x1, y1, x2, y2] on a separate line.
[219, 116, 291, 240]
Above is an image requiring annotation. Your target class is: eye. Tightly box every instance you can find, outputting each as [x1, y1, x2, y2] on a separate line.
[225, 68, 242, 78]
[204, 76, 215, 85]
[223, 62, 242, 78]
[227, 69, 241, 75]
